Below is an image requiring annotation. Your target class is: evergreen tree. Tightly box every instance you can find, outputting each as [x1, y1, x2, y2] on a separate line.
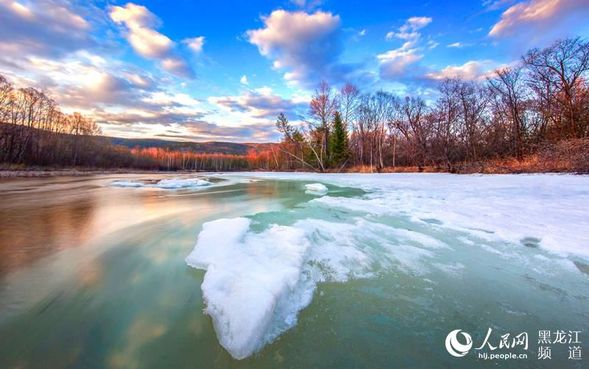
[330, 111, 349, 168]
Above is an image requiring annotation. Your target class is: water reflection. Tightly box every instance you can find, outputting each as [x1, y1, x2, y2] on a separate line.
[0, 175, 308, 369]
[0, 175, 215, 276]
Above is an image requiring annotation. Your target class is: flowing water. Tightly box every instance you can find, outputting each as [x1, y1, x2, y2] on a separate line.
[0, 173, 587, 369]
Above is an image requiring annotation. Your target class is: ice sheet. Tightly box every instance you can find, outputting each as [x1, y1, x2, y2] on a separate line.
[187, 172, 589, 359]
[226, 173, 589, 258]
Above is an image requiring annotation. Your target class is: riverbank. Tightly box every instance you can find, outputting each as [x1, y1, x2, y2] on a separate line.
[2, 139, 588, 177]
[0, 167, 179, 178]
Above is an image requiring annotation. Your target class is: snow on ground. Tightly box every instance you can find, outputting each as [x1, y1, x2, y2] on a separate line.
[186, 172, 589, 359]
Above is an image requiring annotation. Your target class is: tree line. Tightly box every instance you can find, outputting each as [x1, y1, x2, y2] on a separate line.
[0, 74, 104, 167]
[275, 37, 589, 172]
[0, 74, 274, 171]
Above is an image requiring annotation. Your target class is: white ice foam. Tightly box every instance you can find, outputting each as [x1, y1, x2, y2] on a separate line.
[155, 178, 210, 189]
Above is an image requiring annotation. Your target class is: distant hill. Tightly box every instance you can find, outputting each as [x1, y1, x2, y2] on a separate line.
[108, 136, 275, 155]
[0, 122, 276, 156]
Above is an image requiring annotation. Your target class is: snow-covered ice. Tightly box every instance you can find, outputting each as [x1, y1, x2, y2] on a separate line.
[227, 172, 589, 258]
[185, 218, 313, 359]
[186, 172, 589, 359]
[110, 180, 144, 188]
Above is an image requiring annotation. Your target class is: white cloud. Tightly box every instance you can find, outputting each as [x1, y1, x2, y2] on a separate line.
[184, 36, 205, 53]
[489, 0, 589, 38]
[378, 49, 424, 77]
[385, 16, 432, 46]
[109, 3, 194, 78]
[447, 42, 464, 48]
[247, 10, 356, 87]
[379, 16, 433, 79]
[427, 40, 440, 49]
[240, 75, 249, 85]
[425, 60, 498, 81]
[0, 0, 93, 58]
[210, 89, 306, 119]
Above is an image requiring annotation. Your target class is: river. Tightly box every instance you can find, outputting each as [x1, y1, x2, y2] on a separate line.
[0, 173, 587, 369]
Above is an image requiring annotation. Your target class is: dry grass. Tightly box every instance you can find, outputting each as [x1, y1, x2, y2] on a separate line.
[343, 139, 589, 175]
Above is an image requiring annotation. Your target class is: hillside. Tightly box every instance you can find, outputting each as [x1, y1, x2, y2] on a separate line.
[108, 137, 274, 155]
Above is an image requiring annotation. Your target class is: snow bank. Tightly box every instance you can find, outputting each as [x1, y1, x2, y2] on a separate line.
[111, 177, 211, 190]
[304, 183, 328, 195]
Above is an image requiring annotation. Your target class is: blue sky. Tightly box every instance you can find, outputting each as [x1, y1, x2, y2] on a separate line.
[1, 0, 588, 142]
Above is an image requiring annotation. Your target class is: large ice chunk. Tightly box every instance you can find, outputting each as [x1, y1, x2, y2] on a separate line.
[185, 218, 312, 359]
[304, 183, 328, 195]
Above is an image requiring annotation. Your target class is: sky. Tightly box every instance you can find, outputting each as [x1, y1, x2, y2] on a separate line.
[1, 0, 588, 143]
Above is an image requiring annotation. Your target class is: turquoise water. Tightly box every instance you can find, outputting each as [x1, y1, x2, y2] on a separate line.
[0, 174, 587, 369]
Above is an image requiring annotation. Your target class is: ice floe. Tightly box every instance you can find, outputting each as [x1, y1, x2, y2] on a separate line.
[111, 177, 211, 190]
[185, 218, 312, 359]
[304, 183, 328, 195]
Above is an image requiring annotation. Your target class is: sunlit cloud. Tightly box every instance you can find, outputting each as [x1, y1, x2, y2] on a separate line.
[209, 88, 307, 119]
[379, 16, 433, 79]
[184, 36, 205, 53]
[109, 2, 194, 78]
[247, 9, 361, 87]
[489, 0, 589, 40]
[0, 0, 93, 58]
[424, 60, 499, 81]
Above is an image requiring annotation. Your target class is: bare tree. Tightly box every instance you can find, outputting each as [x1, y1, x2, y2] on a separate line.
[523, 37, 589, 138]
[309, 81, 338, 169]
[356, 91, 396, 171]
[455, 80, 490, 161]
[431, 79, 461, 169]
[391, 96, 431, 168]
[488, 66, 529, 157]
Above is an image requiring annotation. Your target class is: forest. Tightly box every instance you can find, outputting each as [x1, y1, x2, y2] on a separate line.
[274, 37, 589, 173]
[1, 37, 588, 173]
